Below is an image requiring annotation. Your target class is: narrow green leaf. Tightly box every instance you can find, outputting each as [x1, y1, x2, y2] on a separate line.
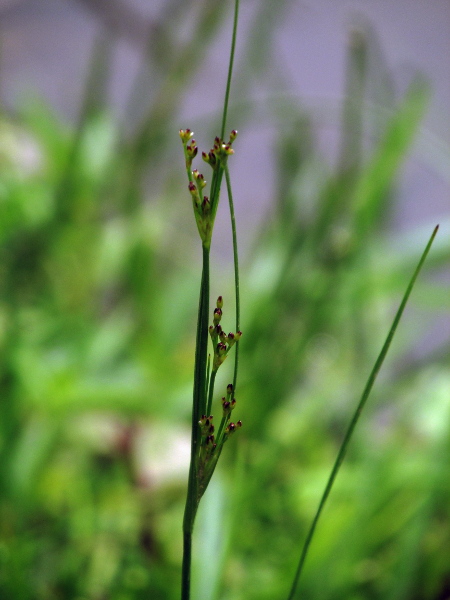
[286, 224, 439, 600]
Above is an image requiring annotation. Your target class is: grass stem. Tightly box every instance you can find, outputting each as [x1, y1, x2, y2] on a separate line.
[220, 0, 239, 141]
[225, 165, 241, 391]
[182, 244, 210, 600]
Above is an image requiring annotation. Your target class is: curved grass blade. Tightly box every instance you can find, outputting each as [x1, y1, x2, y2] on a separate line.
[286, 224, 439, 600]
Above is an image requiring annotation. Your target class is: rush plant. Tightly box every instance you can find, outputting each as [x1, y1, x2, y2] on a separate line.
[179, 2, 439, 599]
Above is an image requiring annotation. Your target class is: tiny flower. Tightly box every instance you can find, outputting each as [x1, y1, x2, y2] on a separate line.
[222, 144, 234, 156]
[229, 129, 238, 143]
[186, 140, 198, 158]
[216, 296, 223, 309]
[188, 181, 196, 192]
[192, 170, 206, 188]
[226, 332, 235, 346]
[202, 150, 217, 169]
[217, 342, 227, 356]
[188, 182, 201, 208]
[201, 196, 210, 214]
[222, 402, 231, 417]
[179, 128, 194, 143]
[213, 342, 228, 370]
[213, 308, 222, 325]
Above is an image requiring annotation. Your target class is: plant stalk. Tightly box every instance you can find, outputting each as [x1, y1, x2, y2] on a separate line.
[182, 244, 210, 600]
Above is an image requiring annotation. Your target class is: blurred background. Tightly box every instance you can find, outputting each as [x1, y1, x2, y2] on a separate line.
[0, 1, 449, 599]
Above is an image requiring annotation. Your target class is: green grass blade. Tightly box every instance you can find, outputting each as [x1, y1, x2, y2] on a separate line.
[286, 224, 439, 600]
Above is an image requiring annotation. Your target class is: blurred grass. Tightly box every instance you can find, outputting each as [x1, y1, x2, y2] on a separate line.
[0, 3, 449, 600]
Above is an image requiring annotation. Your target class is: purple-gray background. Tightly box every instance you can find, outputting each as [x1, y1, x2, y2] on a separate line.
[1, 0, 449, 250]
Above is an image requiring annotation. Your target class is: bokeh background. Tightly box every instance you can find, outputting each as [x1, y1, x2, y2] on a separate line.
[0, 1, 449, 599]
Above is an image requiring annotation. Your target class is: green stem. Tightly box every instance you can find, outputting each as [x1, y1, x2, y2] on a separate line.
[206, 369, 218, 417]
[286, 225, 439, 600]
[182, 245, 210, 600]
[220, 0, 240, 141]
[225, 165, 240, 391]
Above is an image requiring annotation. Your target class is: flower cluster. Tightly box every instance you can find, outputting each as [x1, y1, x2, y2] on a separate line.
[195, 296, 242, 491]
[208, 296, 242, 372]
[179, 129, 237, 248]
[198, 384, 242, 468]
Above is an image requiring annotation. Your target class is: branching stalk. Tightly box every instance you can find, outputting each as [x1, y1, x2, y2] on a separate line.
[181, 2, 240, 599]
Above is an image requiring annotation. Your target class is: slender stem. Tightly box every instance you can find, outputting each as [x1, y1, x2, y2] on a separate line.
[220, 0, 239, 140]
[286, 225, 439, 600]
[225, 165, 240, 392]
[206, 369, 218, 416]
[182, 245, 210, 600]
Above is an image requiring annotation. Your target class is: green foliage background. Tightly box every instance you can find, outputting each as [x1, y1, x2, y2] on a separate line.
[0, 2, 449, 599]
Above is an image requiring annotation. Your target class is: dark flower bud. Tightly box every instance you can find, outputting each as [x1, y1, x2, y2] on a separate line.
[201, 196, 210, 214]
